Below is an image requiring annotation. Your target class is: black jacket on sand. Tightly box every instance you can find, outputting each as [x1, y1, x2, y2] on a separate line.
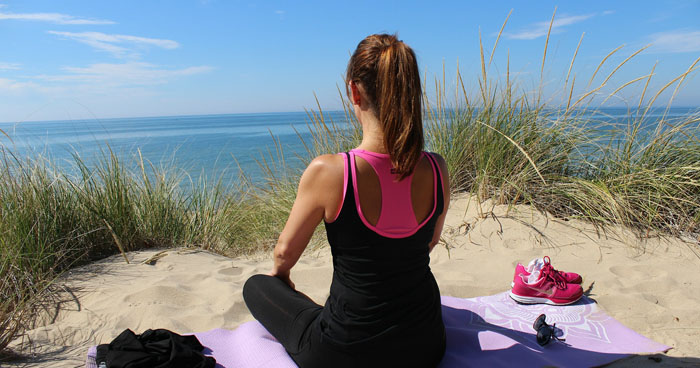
[95, 328, 216, 368]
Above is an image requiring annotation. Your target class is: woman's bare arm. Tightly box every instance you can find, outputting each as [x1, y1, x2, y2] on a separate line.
[428, 153, 450, 252]
[269, 154, 344, 288]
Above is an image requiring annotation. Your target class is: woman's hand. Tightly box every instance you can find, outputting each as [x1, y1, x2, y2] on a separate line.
[268, 269, 295, 290]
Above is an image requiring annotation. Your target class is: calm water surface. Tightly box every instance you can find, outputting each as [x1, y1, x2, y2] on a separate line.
[0, 108, 697, 187]
[0, 111, 350, 186]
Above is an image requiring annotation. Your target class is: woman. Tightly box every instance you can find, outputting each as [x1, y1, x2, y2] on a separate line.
[243, 34, 450, 368]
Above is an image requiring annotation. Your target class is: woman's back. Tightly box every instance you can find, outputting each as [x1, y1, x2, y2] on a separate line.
[318, 149, 445, 359]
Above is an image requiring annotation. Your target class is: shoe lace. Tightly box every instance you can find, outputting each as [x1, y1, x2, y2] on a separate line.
[542, 256, 567, 289]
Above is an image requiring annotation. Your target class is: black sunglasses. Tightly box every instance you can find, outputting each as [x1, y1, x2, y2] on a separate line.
[533, 314, 564, 346]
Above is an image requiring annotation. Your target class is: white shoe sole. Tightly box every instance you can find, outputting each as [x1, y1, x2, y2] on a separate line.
[508, 291, 582, 306]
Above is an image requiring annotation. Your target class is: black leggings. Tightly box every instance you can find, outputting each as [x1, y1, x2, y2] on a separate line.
[242, 275, 322, 359]
[242, 274, 446, 368]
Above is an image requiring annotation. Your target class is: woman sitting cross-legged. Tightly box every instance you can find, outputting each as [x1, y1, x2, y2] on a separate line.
[243, 33, 451, 368]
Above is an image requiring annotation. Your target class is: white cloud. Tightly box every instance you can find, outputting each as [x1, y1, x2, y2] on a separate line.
[48, 31, 179, 58]
[0, 63, 213, 99]
[648, 30, 700, 53]
[35, 62, 213, 87]
[275, 10, 285, 14]
[602, 10, 615, 16]
[505, 14, 595, 40]
[0, 11, 114, 25]
[0, 62, 20, 71]
[0, 77, 58, 94]
[0, 77, 32, 89]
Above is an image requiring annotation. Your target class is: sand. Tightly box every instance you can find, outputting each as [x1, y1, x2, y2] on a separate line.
[7, 194, 700, 367]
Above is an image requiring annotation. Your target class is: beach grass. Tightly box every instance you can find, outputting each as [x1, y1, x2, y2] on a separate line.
[0, 148, 274, 357]
[1, 11, 699, 358]
[423, 10, 700, 236]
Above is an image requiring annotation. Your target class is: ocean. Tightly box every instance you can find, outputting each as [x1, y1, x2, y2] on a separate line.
[0, 111, 350, 186]
[0, 107, 697, 187]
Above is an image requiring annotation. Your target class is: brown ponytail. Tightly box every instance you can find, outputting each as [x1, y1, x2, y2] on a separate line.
[346, 34, 423, 180]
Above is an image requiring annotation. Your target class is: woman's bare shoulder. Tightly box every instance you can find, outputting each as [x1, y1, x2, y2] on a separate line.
[301, 154, 345, 186]
[307, 153, 344, 171]
[425, 152, 450, 194]
[425, 152, 448, 173]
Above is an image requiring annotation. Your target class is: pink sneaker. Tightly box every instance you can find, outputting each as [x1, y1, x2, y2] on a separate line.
[512, 256, 582, 286]
[509, 261, 583, 305]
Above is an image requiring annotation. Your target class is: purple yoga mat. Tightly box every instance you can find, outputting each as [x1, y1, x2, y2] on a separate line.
[438, 292, 670, 367]
[86, 292, 670, 368]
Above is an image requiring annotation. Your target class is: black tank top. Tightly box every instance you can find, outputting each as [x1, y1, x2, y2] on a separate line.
[318, 151, 445, 353]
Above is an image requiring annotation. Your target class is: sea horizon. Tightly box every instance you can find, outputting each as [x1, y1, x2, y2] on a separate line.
[1, 107, 698, 189]
[2, 105, 699, 125]
[0, 110, 351, 187]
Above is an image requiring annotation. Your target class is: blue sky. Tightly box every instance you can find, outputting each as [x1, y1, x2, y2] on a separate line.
[0, 0, 698, 122]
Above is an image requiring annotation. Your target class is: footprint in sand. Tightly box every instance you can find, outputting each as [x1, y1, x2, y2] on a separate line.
[218, 267, 243, 276]
[222, 300, 251, 323]
[609, 264, 666, 279]
[123, 285, 195, 307]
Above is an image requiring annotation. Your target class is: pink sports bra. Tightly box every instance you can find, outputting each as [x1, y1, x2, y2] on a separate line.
[330, 149, 442, 238]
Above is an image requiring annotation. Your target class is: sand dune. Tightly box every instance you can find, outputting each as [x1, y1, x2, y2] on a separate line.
[8, 194, 700, 367]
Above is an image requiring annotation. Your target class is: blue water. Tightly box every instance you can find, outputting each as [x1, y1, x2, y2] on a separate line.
[0, 111, 351, 186]
[0, 107, 697, 187]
